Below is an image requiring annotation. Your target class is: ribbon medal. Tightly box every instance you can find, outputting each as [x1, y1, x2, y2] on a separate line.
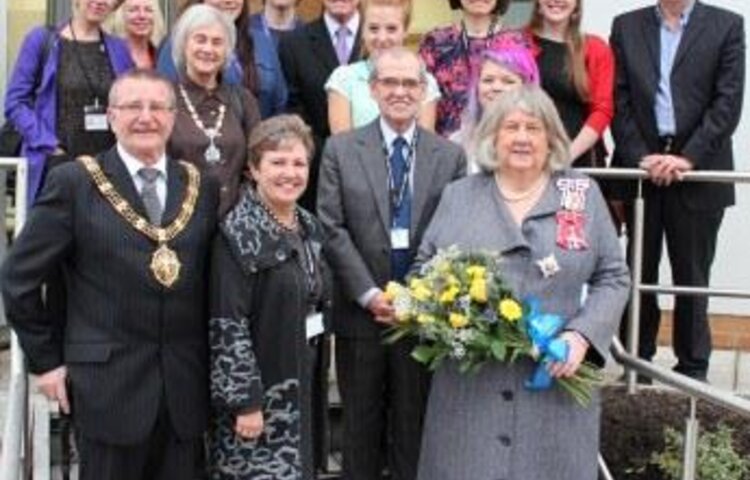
[555, 178, 590, 251]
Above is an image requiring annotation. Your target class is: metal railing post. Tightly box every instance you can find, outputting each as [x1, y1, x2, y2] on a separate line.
[0, 157, 31, 480]
[598, 453, 616, 480]
[682, 397, 699, 480]
[626, 180, 645, 393]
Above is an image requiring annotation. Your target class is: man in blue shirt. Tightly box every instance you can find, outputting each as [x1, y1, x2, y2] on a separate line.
[611, 0, 745, 380]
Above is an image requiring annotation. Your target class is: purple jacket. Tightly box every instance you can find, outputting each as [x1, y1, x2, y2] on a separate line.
[4, 24, 134, 204]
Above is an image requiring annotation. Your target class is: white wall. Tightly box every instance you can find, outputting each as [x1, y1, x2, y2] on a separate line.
[585, 0, 749, 315]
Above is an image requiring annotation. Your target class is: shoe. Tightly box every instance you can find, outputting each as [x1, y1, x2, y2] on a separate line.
[673, 366, 708, 383]
[618, 371, 653, 385]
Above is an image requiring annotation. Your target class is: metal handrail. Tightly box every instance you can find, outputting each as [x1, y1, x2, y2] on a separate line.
[585, 167, 750, 480]
[0, 157, 30, 480]
[610, 338, 750, 416]
[576, 167, 750, 184]
[639, 285, 750, 299]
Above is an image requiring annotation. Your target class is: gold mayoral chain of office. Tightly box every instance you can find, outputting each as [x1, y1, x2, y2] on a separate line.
[77, 155, 200, 288]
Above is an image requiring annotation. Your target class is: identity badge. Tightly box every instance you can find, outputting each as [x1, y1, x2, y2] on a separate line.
[306, 312, 324, 340]
[84, 100, 109, 132]
[390, 228, 410, 250]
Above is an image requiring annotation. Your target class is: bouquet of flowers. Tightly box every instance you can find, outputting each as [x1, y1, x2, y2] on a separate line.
[383, 246, 602, 406]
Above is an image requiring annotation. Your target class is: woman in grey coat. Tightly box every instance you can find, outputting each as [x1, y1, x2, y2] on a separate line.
[414, 85, 630, 480]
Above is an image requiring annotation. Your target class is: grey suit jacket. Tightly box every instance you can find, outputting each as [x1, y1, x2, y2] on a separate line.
[317, 119, 466, 338]
[610, 1, 745, 209]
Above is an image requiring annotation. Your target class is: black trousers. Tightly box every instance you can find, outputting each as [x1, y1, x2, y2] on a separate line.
[77, 405, 204, 480]
[621, 185, 724, 378]
[336, 336, 430, 480]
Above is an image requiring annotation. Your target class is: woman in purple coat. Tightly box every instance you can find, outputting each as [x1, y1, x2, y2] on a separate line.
[4, 0, 133, 204]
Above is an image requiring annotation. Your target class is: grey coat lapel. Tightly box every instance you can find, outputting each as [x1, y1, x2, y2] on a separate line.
[526, 176, 561, 221]
[410, 128, 439, 235]
[478, 174, 528, 254]
[356, 121, 390, 231]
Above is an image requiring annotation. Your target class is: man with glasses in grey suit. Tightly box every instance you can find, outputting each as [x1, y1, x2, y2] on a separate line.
[318, 48, 466, 480]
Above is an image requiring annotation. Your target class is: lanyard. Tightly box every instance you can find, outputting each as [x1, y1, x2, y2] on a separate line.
[383, 131, 419, 212]
[68, 20, 110, 104]
[299, 236, 319, 297]
[459, 15, 499, 68]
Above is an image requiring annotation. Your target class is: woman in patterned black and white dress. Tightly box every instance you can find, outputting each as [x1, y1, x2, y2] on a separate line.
[208, 114, 330, 480]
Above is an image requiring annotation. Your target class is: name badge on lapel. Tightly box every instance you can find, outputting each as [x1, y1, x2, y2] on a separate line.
[306, 312, 324, 340]
[84, 99, 109, 132]
[390, 228, 410, 250]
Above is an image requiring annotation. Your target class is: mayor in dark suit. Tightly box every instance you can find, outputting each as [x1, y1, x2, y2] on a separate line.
[279, 0, 362, 210]
[611, 0, 745, 380]
[318, 47, 466, 480]
[1, 69, 219, 480]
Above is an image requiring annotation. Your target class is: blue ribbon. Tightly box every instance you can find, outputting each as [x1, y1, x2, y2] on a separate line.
[523, 298, 569, 391]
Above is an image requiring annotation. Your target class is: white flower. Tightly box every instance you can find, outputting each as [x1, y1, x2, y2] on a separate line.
[392, 295, 412, 319]
[536, 254, 560, 279]
[450, 343, 466, 360]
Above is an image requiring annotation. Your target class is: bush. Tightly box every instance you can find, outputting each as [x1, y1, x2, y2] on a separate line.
[650, 424, 749, 480]
[600, 386, 750, 479]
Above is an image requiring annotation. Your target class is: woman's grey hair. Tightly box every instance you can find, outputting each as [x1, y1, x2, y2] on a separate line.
[171, 4, 237, 77]
[247, 114, 315, 169]
[474, 84, 571, 174]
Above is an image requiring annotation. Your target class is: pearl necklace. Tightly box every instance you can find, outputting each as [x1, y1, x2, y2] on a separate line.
[496, 174, 549, 204]
[178, 84, 226, 165]
[256, 194, 300, 233]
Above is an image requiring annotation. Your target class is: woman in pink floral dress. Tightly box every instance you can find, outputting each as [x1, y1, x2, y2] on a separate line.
[418, 0, 530, 137]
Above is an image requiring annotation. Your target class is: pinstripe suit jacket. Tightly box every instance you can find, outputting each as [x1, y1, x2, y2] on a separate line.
[1, 147, 219, 444]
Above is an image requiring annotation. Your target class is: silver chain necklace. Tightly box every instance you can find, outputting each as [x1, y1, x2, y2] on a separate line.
[178, 84, 226, 164]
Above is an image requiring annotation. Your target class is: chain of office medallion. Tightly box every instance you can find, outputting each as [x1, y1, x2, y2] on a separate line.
[78, 155, 200, 243]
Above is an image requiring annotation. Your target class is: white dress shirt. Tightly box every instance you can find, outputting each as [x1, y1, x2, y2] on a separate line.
[117, 143, 168, 208]
[324, 11, 361, 61]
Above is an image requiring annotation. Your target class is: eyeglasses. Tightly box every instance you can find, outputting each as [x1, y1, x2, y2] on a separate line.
[375, 77, 424, 91]
[111, 102, 176, 115]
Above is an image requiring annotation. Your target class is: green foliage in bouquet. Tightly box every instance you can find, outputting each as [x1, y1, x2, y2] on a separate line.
[383, 246, 601, 406]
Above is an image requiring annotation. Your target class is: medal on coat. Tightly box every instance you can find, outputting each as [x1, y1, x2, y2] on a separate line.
[204, 136, 222, 164]
[150, 243, 182, 288]
[78, 156, 201, 288]
[555, 178, 590, 251]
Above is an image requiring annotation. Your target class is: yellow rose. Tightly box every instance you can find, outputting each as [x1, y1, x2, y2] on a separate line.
[469, 279, 487, 303]
[466, 265, 486, 281]
[417, 313, 436, 324]
[449, 312, 469, 329]
[498, 298, 523, 322]
[439, 285, 460, 304]
[409, 278, 432, 302]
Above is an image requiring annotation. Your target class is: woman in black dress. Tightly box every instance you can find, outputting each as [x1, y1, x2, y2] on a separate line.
[208, 114, 330, 479]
